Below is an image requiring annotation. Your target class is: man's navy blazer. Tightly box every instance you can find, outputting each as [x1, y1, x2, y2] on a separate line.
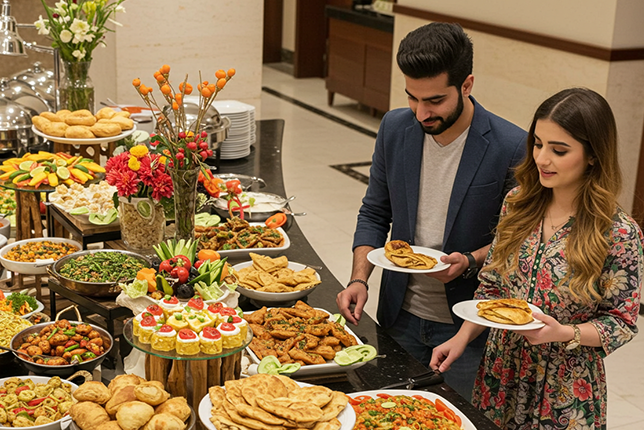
[353, 97, 527, 329]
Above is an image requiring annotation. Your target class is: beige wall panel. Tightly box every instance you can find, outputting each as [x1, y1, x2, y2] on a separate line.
[613, 0, 644, 47]
[605, 60, 644, 211]
[114, 0, 264, 107]
[398, 0, 618, 48]
[390, 15, 641, 211]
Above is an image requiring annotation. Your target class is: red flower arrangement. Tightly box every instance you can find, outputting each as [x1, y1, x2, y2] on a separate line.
[105, 145, 173, 202]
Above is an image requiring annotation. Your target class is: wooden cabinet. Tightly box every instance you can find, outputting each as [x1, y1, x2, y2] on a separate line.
[326, 12, 393, 114]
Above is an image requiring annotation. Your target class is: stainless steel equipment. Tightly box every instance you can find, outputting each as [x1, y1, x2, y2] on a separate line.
[0, 97, 35, 152]
[10, 61, 56, 110]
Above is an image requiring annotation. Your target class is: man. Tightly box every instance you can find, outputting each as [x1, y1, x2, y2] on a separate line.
[336, 22, 527, 401]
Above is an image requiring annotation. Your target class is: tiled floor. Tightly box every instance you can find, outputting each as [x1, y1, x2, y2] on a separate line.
[258, 64, 644, 428]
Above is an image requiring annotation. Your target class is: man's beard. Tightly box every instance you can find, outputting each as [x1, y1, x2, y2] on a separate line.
[419, 93, 464, 135]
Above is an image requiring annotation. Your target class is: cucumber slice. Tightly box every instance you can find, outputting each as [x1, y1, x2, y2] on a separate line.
[136, 200, 153, 219]
[343, 344, 378, 362]
[277, 363, 301, 374]
[70, 207, 89, 215]
[381, 402, 397, 409]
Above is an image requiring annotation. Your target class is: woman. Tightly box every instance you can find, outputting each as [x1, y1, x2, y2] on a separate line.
[430, 88, 643, 429]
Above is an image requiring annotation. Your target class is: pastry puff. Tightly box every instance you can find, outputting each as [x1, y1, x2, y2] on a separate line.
[95, 106, 116, 120]
[65, 109, 97, 126]
[155, 397, 191, 422]
[70, 401, 111, 430]
[73, 381, 112, 404]
[134, 381, 171, 406]
[142, 413, 187, 430]
[65, 125, 95, 139]
[116, 401, 155, 430]
[98, 115, 134, 130]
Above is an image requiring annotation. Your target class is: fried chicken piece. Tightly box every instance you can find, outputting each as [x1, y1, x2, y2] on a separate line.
[269, 329, 299, 340]
[281, 307, 315, 319]
[274, 337, 298, 357]
[307, 324, 331, 337]
[288, 348, 326, 365]
[245, 307, 268, 325]
[329, 322, 357, 347]
[308, 345, 336, 360]
[249, 323, 273, 340]
[319, 336, 340, 347]
[249, 338, 277, 360]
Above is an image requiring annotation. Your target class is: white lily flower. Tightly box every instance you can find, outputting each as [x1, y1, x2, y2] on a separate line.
[59, 29, 73, 43]
[34, 16, 49, 35]
[72, 49, 86, 60]
[70, 3, 79, 10]
[107, 18, 123, 27]
[63, 16, 71, 23]
[71, 19, 90, 34]
[116, 5, 126, 13]
[54, 1, 67, 16]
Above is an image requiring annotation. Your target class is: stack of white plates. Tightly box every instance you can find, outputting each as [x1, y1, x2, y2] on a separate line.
[212, 100, 256, 160]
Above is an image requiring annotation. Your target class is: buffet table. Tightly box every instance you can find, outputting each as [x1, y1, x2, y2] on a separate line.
[38, 119, 498, 429]
[219, 119, 499, 429]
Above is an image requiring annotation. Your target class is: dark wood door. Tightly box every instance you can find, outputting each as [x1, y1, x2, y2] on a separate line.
[263, 0, 284, 63]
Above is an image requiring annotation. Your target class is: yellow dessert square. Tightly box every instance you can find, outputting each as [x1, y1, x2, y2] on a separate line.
[166, 313, 189, 332]
[151, 332, 176, 352]
[187, 313, 215, 333]
[200, 336, 223, 355]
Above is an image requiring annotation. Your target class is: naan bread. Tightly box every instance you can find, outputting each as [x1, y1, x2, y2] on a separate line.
[384, 240, 437, 270]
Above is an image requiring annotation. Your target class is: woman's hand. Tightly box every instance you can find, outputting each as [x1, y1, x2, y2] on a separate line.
[520, 312, 573, 345]
[430, 335, 468, 373]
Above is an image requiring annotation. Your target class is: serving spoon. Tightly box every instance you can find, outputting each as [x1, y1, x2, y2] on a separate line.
[0, 345, 45, 362]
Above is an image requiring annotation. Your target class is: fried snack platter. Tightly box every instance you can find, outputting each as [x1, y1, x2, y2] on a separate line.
[367, 245, 450, 274]
[452, 299, 545, 331]
[195, 219, 290, 257]
[347, 389, 475, 430]
[244, 301, 369, 376]
[68, 374, 195, 430]
[232, 253, 321, 302]
[198, 375, 356, 430]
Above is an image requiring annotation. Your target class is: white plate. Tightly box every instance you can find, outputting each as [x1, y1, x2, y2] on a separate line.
[347, 389, 476, 430]
[0, 375, 78, 430]
[367, 246, 451, 273]
[5, 292, 45, 319]
[214, 192, 288, 214]
[232, 261, 320, 303]
[0, 237, 82, 275]
[198, 380, 356, 430]
[32, 124, 137, 145]
[244, 308, 368, 376]
[215, 224, 289, 257]
[452, 299, 546, 331]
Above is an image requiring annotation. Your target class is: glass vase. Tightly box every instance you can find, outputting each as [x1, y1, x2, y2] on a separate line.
[59, 60, 95, 112]
[118, 197, 165, 253]
[168, 166, 200, 242]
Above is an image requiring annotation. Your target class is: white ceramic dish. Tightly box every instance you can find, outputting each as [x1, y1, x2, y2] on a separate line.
[347, 389, 476, 430]
[32, 124, 137, 145]
[216, 225, 290, 258]
[232, 261, 320, 303]
[214, 191, 289, 214]
[452, 299, 545, 331]
[4, 292, 45, 319]
[198, 380, 355, 430]
[367, 246, 451, 273]
[0, 237, 82, 275]
[244, 308, 368, 377]
[0, 375, 78, 430]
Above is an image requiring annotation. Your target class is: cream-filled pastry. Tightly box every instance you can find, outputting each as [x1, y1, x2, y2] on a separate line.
[217, 322, 243, 349]
[150, 324, 177, 352]
[175, 329, 200, 355]
[199, 326, 223, 355]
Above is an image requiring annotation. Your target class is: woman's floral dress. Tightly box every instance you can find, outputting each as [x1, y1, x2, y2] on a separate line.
[472, 196, 643, 430]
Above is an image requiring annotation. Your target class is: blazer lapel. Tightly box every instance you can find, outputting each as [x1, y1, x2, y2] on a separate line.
[443, 99, 491, 245]
[404, 123, 424, 241]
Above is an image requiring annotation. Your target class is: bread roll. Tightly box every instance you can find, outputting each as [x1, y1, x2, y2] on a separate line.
[105, 385, 137, 416]
[134, 382, 170, 406]
[155, 397, 191, 421]
[65, 125, 95, 139]
[65, 109, 96, 126]
[40, 111, 64, 122]
[70, 401, 111, 430]
[96, 107, 116, 120]
[116, 401, 155, 430]
[73, 381, 112, 404]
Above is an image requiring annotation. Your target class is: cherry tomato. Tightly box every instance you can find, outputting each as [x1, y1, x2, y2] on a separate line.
[159, 259, 173, 274]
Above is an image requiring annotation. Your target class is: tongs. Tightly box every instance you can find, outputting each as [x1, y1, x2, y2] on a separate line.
[380, 369, 444, 390]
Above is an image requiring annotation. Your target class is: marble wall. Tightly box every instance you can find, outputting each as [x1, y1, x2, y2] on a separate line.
[390, 2, 644, 212]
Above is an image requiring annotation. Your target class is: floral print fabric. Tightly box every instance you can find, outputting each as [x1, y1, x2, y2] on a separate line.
[472, 195, 643, 430]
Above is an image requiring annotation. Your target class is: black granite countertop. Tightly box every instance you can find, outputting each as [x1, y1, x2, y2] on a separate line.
[325, 5, 394, 33]
[218, 119, 499, 429]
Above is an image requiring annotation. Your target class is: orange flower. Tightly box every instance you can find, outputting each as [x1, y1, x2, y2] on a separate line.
[215, 70, 226, 79]
[228, 68, 236, 77]
[216, 78, 226, 89]
[132, 78, 140, 87]
[161, 84, 171, 95]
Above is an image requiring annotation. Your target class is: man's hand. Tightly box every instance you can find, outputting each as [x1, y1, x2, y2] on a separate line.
[336, 283, 368, 326]
[425, 252, 469, 283]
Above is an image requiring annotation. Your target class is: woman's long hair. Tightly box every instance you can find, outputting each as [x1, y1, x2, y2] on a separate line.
[482, 88, 622, 304]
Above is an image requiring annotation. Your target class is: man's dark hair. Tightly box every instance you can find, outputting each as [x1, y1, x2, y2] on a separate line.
[396, 22, 473, 88]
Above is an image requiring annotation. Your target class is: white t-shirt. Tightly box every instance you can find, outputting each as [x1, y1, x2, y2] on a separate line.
[401, 127, 470, 324]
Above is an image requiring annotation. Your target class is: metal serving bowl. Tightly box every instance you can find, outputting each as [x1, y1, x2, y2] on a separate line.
[10, 321, 113, 377]
[47, 249, 151, 297]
